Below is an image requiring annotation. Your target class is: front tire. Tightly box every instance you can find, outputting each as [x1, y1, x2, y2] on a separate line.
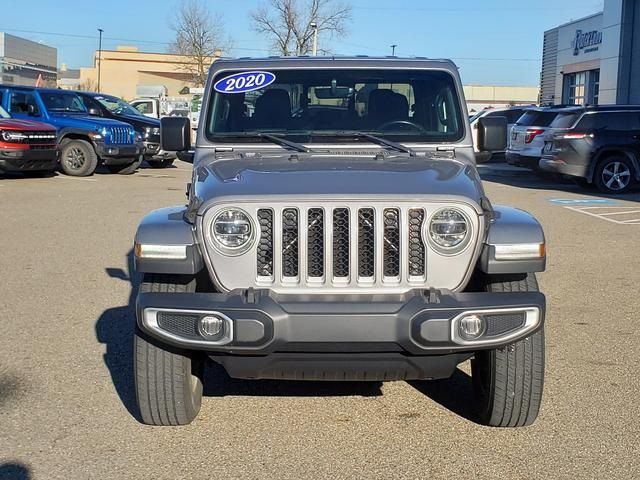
[472, 274, 545, 427]
[59, 139, 98, 176]
[134, 274, 204, 426]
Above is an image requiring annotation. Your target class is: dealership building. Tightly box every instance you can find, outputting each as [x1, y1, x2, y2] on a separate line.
[0, 33, 57, 86]
[539, 0, 640, 106]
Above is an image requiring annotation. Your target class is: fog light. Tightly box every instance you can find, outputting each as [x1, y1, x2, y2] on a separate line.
[459, 314, 485, 340]
[199, 315, 224, 338]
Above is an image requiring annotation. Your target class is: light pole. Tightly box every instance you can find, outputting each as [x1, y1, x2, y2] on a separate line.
[310, 22, 318, 56]
[97, 28, 103, 92]
[391, 44, 397, 56]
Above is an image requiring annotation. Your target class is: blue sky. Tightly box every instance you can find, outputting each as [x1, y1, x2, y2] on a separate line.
[1, 0, 603, 86]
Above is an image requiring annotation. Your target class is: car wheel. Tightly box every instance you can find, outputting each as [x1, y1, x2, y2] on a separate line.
[594, 156, 635, 194]
[134, 273, 204, 426]
[147, 158, 175, 169]
[106, 156, 143, 175]
[472, 273, 545, 427]
[59, 139, 98, 177]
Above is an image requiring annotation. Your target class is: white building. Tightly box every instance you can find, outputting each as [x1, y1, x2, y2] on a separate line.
[539, 0, 640, 105]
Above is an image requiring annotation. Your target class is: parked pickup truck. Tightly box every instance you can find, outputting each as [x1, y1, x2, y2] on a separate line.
[0, 86, 144, 176]
[133, 57, 547, 428]
[0, 105, 58, 175]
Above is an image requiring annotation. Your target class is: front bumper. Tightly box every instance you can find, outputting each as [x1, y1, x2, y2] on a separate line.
[95, 141, 143, 162]
[137, 289, 545, 379]
[506, 152, 541, 170]
[0, 147, 59, 172]
[143, 142, 176, 161]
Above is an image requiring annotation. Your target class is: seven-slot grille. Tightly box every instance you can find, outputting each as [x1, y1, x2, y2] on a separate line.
[107, 126, 134, 145]
[256, 206, 427, 285]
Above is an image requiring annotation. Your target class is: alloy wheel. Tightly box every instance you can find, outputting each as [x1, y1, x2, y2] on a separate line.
[65, 147, 86, 170]
[601, 161, 631, 191]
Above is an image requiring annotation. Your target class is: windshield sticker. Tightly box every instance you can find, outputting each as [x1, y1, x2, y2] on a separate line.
[213, 71, 276, 94]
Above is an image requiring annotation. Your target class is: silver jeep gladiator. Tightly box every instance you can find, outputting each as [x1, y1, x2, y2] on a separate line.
[133, 57, 546, 427]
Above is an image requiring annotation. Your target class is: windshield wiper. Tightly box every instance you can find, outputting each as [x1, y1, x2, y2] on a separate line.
[217, 132, 313, 153]
[314, 131, 416, 157]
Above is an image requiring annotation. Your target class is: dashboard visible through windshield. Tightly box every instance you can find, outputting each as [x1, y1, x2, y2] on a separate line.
[206, 69, 464, 144]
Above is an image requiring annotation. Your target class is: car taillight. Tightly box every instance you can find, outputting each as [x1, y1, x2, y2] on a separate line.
[524, 129, 545, 143]
[559, 133, 592, 140]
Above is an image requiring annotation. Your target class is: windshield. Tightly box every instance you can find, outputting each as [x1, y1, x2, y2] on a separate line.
[0, 105, 10, 119]
[40, 92, 87, 113]
[95, 95, 142, 116]
[550, 111, 583, 128]
[206, 69, 464, 144]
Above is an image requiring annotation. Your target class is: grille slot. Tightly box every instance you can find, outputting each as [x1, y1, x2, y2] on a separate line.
[408, 209, 426, 277]
[333, 208, 350, 278]
[257, 209, 273, 277]
[307, 208, 324, 278]
[383, 208, 400, 277]
[358, 208, 375, 278]
[282, 208, 299, 277]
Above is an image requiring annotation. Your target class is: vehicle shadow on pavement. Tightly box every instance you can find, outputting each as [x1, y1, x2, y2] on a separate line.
[0, 462, 31, 480]
[95, 250, 141, 421]
[203, 363, 383, 398]
[479, 168, 640, 203]
[408, 368, 480, 425]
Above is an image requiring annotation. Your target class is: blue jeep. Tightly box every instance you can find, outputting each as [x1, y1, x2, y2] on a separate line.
[0, 86, 144, 176]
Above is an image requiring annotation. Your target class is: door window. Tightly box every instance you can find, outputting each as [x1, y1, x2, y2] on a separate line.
[134, 101, 153, 115]
[9, 91, 40, 116]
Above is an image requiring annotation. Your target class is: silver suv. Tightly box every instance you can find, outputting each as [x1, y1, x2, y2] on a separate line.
[133, 57, 547, 427]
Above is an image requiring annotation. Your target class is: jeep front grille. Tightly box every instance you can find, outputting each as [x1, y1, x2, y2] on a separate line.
[259, 206, 427, 285]
[106, 126, 134, 145]
[203, 200, 482, 294]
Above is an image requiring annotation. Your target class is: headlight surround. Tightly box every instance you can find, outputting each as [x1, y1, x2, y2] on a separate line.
[427, 208, 472, 254]
[1, 130, 27, 142]
[210, 209, 254, 255]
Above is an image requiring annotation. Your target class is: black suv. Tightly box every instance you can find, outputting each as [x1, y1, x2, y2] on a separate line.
[540, 105, 640, 193]
[76, 92, 176, 168]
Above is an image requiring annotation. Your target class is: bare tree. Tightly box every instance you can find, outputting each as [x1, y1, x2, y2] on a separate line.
[170, 0, 231, 86]
[251, 0, 352, 56]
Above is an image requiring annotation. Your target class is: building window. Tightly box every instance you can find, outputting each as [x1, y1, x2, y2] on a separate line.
[563, 69, 600, 105]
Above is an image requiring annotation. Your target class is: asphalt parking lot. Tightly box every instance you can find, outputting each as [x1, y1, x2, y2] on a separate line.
[1, 161, 639, 480]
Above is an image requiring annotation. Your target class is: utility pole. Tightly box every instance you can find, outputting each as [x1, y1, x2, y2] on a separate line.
[391, 44, 397, 56]
[97, 28, 103, 92]
[310, 22, 318, 56]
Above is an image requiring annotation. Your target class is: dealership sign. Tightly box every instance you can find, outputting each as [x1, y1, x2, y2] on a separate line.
[572, 29, 603, 55]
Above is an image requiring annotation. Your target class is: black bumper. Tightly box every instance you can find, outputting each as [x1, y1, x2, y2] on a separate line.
[0, 148, 58, 172]
[95, 142, 143, 163]
[137, 289, 545, 380]
[506, 152, 540, 170]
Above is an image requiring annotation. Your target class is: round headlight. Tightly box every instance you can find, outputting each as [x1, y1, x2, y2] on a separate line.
[428, 208, 471, 252]
[1, 130, 11, 141]
[211, 209, 253, 253]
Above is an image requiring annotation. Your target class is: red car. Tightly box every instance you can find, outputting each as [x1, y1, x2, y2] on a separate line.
[0, 106, 58, 175]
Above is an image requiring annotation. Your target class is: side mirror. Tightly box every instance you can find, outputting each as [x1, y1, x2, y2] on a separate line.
[88, 107, 101, 116]
[477, 116, 507, 151]
[161, 116, 191, 152]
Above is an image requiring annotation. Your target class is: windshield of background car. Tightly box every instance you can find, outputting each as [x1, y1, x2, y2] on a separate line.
[0, 106, 10, 119]
[549, 111, 583, 128]
[95, 95, 142, 116]
[40, 92, 87, 113]
[516, 110, 559, 127]
[205, 69, 464, 143]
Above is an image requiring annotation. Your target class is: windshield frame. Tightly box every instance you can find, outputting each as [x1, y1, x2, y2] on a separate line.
[203, 66, 468, 147]
[40, 91, 88, 113]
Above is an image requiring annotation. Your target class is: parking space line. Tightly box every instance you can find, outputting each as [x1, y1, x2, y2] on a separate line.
[55, 176, 98, 182]
[598, 209, 640, 216]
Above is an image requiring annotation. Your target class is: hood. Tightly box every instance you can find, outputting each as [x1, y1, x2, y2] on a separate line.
[49, 113, 134, 130]
[193, 152, 485, 210]
[110, 113, 159, 130]
[0, 118, 56, 131]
